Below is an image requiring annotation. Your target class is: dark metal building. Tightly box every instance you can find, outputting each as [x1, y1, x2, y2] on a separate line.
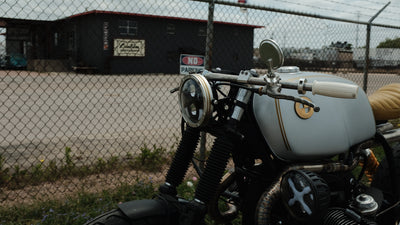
[1, 10, 262, 74]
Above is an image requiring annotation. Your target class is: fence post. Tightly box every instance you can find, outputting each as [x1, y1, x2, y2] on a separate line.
[363, 2, 391, 93]
[363, 24, 371, 93]
[205, 0, 215, 70]
[199, 0, 216, 170]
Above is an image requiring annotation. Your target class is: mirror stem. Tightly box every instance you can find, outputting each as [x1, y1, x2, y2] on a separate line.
[267, 59, 274, 78]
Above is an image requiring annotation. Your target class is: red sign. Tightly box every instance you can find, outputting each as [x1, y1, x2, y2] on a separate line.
[180, 54, 205, 75]
[238, 0, 246, 3]
[181, 56, 204, 66]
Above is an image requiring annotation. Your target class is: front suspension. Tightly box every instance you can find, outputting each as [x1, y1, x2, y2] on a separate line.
[160, 126, 200, 195]
[194, 135, 234, 204]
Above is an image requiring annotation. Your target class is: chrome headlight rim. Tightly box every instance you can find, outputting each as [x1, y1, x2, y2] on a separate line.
[179, 74, 213, 128]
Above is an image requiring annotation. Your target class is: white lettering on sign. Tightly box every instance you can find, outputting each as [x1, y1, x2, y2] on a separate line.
[188, 57, 197, 65]
[180, 54, 205, 74]
[180, 66, 204, 74]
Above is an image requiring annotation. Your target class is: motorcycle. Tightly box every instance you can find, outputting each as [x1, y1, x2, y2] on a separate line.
[85, 39, 400, 225]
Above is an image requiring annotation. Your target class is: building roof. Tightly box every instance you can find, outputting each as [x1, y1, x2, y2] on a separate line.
[0, 17, 51, 27]
[67, 10, 264, 29]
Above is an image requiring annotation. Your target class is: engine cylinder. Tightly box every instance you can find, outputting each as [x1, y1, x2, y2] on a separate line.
[323, 208, 377, 225]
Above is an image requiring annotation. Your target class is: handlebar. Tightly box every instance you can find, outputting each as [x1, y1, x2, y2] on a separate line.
[203, 72, 359, 99]
[311, 81, 358, 99]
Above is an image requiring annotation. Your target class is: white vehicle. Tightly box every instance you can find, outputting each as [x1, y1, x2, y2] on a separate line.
[354, 48, 400, 68]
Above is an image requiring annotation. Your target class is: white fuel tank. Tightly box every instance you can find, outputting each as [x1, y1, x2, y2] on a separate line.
[253, 69, 376, 161]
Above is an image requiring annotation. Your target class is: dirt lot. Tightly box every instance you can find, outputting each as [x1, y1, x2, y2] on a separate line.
[0, 70, 183, 169]
[0, 69, 399, 205]
[0, 70, 399, 169]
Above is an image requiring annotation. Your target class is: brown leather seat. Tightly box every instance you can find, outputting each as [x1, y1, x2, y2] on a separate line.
[368, 83, 400, 121]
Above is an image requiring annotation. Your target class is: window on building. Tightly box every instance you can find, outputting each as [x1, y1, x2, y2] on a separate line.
[167, 23, 175, 35]
[119, 20, 138, 36]
[198, 26, 207, 37]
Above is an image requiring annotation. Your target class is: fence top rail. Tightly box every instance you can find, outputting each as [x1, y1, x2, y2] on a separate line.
[191, 0, 400, 30]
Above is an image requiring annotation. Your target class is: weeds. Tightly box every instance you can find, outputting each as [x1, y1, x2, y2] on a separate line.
[0, 154, 10, 184]
[129, 144, 170, 172]
[0, 180, 156, 225]
[65, 146, 75, 170]
[0, 177, 218, 225]
[0, 144, 172, 189]
[176, 176, 198, 200]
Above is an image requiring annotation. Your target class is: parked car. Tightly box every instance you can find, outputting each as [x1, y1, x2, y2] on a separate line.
[7, 53, 27, 69]
[0, 54, 6, 69]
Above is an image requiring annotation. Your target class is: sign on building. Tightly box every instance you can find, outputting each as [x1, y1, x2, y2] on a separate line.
[114, 39, 145, 57]
[180, 54, 205, 75]
[103, 22, 109, 50]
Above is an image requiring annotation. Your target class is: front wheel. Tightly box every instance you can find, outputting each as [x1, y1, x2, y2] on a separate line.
[85, 208, 173, 225]
[208, 170, 240, 223]
[371, 143, 400, 225]
[84, 197, 178, 225]
[84, 209, 131, 225]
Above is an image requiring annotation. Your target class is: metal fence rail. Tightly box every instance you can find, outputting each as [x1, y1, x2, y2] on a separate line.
[0, 0, 399, 205]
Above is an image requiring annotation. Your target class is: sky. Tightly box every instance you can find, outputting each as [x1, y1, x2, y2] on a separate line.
[251, 0, 400, 26]
[2, 0, 400, 24]
[1, 0, 400, 49]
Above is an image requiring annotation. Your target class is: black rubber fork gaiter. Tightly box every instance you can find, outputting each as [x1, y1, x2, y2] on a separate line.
[164, 127, 200, 188]
[194, 135, 233, 204]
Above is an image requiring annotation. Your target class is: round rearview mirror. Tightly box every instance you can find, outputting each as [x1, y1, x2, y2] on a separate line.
[259, 39, 284, 70]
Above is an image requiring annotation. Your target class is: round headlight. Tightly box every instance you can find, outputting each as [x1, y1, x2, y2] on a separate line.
[179, 74, 213, 127]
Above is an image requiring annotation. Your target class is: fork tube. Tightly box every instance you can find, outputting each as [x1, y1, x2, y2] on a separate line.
[194, 135, 233, 204]
[231, 88, 252, 121]
[194, 88, 251, 204]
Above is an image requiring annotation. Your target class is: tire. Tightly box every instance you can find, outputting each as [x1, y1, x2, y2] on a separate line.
[84, 209, 131, 225]
[208, 171, 240, 223]
[371, 143, 400, 225]
[241, 176, 270, 225]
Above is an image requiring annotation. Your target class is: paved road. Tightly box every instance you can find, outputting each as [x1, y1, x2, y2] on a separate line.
[0, 70, 399, 168]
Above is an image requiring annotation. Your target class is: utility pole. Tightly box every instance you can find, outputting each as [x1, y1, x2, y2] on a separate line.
[205, 0, 215, 71]
[200, 0, 216, 170]
[356, 11, 360, 48]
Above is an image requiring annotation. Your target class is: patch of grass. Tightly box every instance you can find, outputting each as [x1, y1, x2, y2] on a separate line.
[0, 141, 237, 224]
[129, 144, 170, 172]
[0, 176, 242, 225]
[0, 154, 11, 184]
[0, 180, 157, 225]
[1, 144, 172, 189]
[176, 176, 198, 200]
[65, 146, 75, 170]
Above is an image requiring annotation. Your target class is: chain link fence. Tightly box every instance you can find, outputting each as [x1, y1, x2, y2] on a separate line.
[0, 0, 399, 205]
